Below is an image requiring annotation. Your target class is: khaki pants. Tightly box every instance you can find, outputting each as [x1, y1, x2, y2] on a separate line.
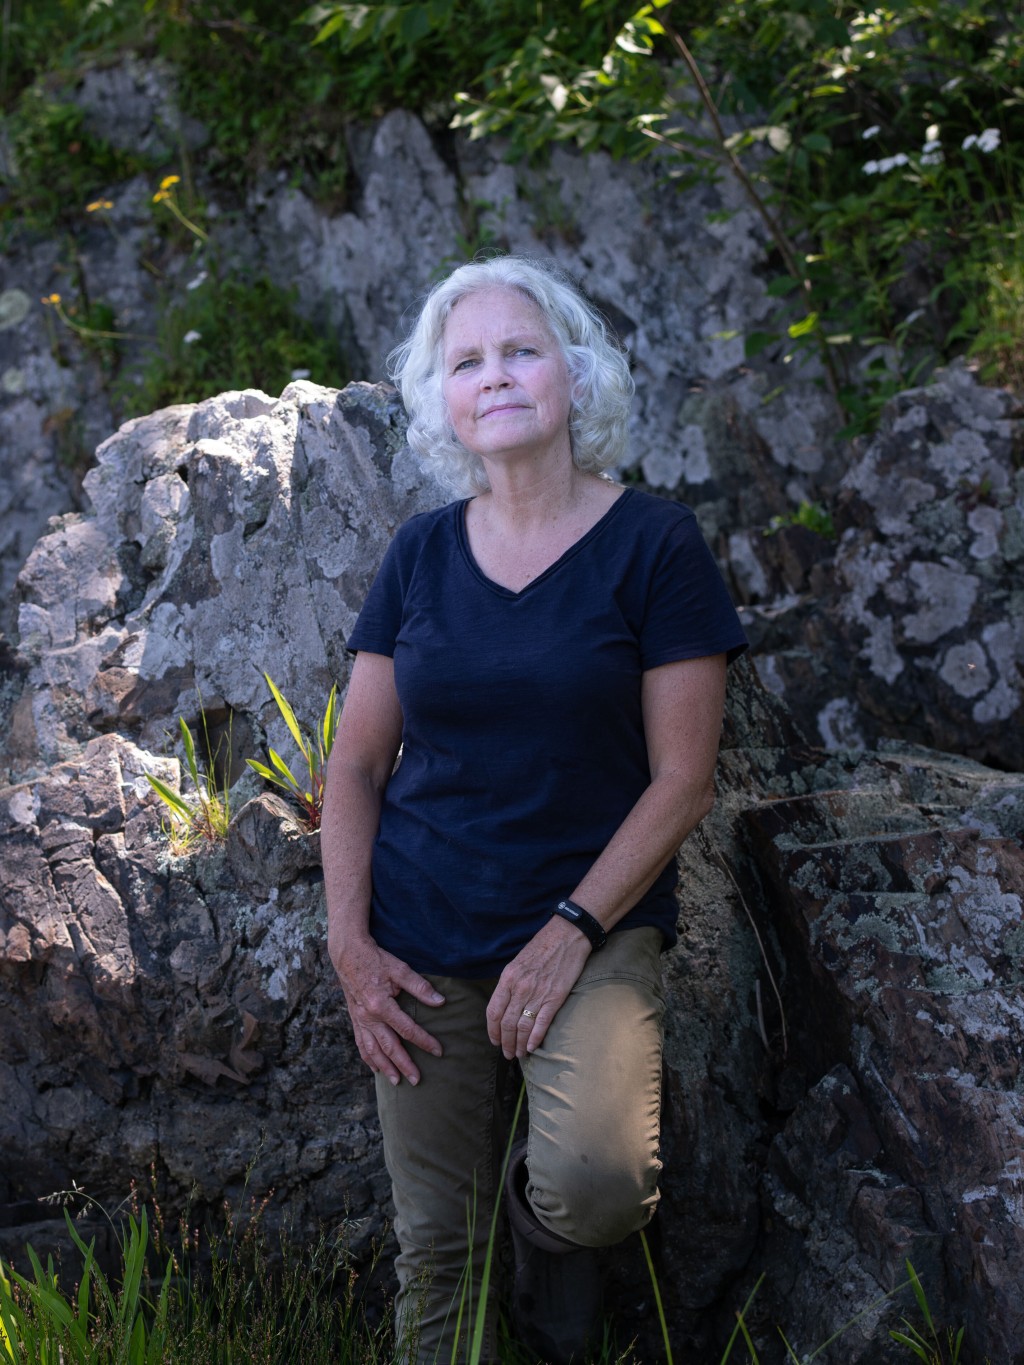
[375, 926, 666, 1364]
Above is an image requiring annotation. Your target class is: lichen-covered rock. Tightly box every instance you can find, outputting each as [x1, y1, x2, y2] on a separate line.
[744, 744, 1024, 1364]
[2, 375, 1023, 1362]
[749, 364, 1024, 768]
[11, 381, 446, 775]
[0, 731, 387, 1265]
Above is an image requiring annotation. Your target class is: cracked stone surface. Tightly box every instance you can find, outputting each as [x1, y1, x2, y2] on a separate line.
[2, 379, 1022, 1362]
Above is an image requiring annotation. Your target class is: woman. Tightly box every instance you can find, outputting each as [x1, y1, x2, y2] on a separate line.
[322, 255, 747, 1363]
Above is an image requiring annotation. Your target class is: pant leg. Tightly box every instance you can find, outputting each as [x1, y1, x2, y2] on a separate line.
[374, 975, 507, 1365]
[520, 926, 666, 1248]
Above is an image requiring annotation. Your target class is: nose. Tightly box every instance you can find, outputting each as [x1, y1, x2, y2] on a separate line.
[479, 351, 512, 390]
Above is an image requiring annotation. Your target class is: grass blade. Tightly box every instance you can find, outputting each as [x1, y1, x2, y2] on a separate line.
[639, 1228, 673, 1365]
[146, 773, 191, 820]
[265, 672, 307, 753]
[468, 1083, 526, 1365]
[720, 1274, 764, 1364]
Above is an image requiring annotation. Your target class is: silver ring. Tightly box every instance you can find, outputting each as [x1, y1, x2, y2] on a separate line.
[521, 1008, 537, 1020]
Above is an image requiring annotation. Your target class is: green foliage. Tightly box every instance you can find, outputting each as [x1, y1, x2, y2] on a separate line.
[2, 88, 148, 231]
[146, 713, 232, 852]
[453, 0, 1024, 425]
[0, 1191, 388, 1365]
[890, 1260, 965, 1364]
[0, 1186, 976, 1364]
[0, 1209, 172, 1364]
[247, 675, 340, 830]
[119, 272, 345, 417]
[6, 0, 1022, 447]
[765, 499, 836, 539]
[302, 0, 637, 136]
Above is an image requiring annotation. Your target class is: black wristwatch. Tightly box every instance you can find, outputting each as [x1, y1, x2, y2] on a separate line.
[552, 898, 608, 951]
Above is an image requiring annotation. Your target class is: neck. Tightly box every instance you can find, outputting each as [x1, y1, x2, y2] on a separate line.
[480, 454, 584, 530]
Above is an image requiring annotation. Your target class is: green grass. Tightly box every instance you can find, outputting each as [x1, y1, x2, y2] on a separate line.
[0, 1178, 970, 1365]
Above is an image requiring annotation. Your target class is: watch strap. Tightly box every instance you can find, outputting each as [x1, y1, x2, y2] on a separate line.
[552, 898, 608, 951]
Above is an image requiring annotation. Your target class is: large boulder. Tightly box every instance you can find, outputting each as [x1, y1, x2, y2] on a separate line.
[2, 380, 1022, 1362]
[747, 364, 1024, 769]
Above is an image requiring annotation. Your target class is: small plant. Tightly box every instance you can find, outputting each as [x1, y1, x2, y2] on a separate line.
[116, 271, 345, 418]
[147, 712, 232, 851]
[890, 1260, 965, 1364]
[764, 499, 836, 540]
[3, 86, 147, 234]
[247, 674, 339, 830]
[0, 1182, 388, 1365]
[0, 1208, 173, 1364]
[151, 172, 208, 242]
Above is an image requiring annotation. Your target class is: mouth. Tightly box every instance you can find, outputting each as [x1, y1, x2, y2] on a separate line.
[479, 403, 526, 417]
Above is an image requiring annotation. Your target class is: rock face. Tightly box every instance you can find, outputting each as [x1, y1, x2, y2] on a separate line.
[745, 744, 1024, 1364]
[2, 382, 1023, 1363]
[2, 89, 842, 644]
[745, 364, 1024, 769]
[13, 381, 444, 772]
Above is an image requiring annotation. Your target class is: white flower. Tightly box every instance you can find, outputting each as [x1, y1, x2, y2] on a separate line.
[920, 150, 944, 166]
[941, 76, 962, 93]
[862, 124, 880, 140]
[963, 128, 1001, 153]
[922, 140, 941, 155]
[925, 123, 940, 143]
[864, 152, 910, 175]
[183, 329, 201, 345]
[186, 270, 208, 291]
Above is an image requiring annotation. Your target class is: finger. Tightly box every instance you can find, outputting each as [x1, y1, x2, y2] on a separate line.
[485, 983, 512, 1047]
[524, 1001, 559, 1055]
[392, 962, 446, 1008]
[501, 1001, 529, 1060]
[359, 1020, 422, 1087]
[374, 996, 444, 1059]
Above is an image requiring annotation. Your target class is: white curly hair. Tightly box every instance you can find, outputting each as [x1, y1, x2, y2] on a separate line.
[387, 255, 634, 496]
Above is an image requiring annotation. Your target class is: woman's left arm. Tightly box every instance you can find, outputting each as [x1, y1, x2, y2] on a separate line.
[486, 652, 728, 1059]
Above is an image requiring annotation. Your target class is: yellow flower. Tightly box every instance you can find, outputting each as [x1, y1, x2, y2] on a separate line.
[41, 292, 61, 305]
[159, 174, 181, 191]
[152, 189, 169, 203]
[86, 198, 114, 212]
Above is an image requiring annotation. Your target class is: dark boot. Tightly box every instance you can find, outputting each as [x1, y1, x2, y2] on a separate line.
[504, 1141, 603, 1364]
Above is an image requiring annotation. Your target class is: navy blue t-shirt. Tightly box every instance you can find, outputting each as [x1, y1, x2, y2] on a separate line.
[346, 487, 747, 977]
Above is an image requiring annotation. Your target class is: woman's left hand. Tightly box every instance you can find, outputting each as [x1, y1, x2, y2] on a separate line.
[486, 916, 593, 1059]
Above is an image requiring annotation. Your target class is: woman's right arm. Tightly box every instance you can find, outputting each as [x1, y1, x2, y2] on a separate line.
[321, 651, 444, 1085]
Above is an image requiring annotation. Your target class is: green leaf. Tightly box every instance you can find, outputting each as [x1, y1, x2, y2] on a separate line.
[146, 774, 191, 821]
[787, 311, 820, 338]
[905, 1260, 935, 1332]
[744, 329, 777, 357]
[179, 717, 202, 788]
[766, 274, 801, 297]
[265, 673, 307, 755]
[310, 10, 347, 44]
[268, 747, 302, 791]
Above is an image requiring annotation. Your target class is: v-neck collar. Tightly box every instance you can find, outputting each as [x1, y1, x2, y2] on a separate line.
[455, 487, 633, 599]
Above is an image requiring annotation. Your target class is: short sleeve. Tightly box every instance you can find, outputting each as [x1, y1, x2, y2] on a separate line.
[640, 512, 748, 670]
[346, 532, 406, 658]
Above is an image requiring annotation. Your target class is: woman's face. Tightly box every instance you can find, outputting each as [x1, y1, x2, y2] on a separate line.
[441, 287, 573, 467]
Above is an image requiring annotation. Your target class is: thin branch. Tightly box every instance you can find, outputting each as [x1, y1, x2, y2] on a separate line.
[660, 9, 843, 405]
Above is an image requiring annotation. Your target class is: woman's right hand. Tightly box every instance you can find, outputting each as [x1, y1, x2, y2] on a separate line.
[331, 934, 445, 1086]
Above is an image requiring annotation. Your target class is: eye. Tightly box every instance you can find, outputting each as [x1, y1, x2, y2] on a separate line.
[452, 356, 478, 373]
